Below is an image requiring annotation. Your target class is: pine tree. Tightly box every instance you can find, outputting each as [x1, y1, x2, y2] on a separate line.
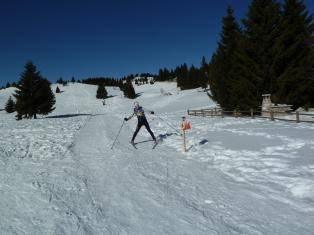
[122, 80, 136, 99]
[5, 96, 15, 113]
[209, 6, 242, 110]
[35, 79, 56, 116]
[187, 65, 200, 89]
[71, 77, 76, 83]
[199, 56, 209, 89]
[158, 69, 164, 81]
[56, 86, 61, 93]
[273, 0, 314, 108]
[176, 64, 189, 89]
[244, 0, 280, 93]
[57, 77, 64, 84]
[227, 0, 281, 110]
[6, 82, 11, 88]
[96, 84, 108, 99]
[14, 62, 55, 120]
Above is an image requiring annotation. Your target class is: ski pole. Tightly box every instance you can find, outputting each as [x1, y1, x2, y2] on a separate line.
[110, 120, 125, 149]
[143, 107, 181, 135]
[155, 115, 181, 135]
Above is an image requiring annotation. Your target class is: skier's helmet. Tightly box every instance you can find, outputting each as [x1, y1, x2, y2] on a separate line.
[134, 101, 139, 108]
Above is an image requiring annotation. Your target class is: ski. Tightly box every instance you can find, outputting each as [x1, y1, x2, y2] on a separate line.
[130, 142, 137, 149]
[130, 139, 159, 149]
[152, 140, 159, 149]
[134, 139, 155, 145]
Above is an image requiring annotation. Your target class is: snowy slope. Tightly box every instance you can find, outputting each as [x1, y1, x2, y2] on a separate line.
[0, 82, 314, 234]
[0, 87, 16, 108]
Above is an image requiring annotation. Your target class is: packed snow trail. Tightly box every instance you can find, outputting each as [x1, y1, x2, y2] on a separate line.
[1, 83, 313, 234]
[70, 108, 313, 234]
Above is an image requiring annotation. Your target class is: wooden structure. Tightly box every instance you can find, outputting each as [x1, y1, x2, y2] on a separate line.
[261, 94, 292, 117]
[188, 108, 222, 117]
[187, 107, 314, 124]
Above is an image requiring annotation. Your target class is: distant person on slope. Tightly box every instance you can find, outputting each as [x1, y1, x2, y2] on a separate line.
[124, 101, 156, 144]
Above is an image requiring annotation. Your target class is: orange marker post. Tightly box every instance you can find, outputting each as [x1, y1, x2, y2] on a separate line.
[181, 117, 191, 152]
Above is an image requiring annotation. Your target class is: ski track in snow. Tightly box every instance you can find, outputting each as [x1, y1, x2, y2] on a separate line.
[0, 83, 314, 234]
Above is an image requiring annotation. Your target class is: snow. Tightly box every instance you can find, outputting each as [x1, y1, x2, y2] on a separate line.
[1, 82, 314, 234]
[0, 87, 16, 106]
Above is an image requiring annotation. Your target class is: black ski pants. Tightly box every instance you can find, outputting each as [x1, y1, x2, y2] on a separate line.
[132, 119, 156, 142]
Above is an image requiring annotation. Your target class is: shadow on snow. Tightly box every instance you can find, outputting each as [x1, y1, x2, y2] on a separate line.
[46, 113, 93, 119]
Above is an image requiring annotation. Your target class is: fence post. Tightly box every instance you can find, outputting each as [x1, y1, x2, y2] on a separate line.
[183, 130, 186, 152]
[250, 108, 254, 119]
[296, 111, 300, 123]
[270, 109, 274, 121]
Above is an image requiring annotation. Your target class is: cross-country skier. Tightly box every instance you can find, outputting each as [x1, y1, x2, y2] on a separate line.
[124, 101, 156, 145]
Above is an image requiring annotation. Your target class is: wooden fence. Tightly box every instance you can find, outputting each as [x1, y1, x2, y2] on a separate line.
[188, 108, 222, 117]
[188, 108, 314, 124]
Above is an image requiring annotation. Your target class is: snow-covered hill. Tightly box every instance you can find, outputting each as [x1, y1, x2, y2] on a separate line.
[0, 87, 16, 108]
[0, 82, 314, 234]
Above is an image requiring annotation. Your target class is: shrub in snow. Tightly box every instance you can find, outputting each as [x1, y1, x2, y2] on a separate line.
[122, 80, 136, 99]
[5, 96, 15, 113]
[96, 84, 108, 99]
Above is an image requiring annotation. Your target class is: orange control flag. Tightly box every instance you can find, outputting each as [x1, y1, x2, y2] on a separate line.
[181, 118, 191, 130]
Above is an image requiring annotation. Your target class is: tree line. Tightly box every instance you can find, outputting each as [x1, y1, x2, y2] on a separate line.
[209, 0, 314, 110]
[0, 82, 17, 90]
[82, 76, 136, 99]
[82, 77, 123, 87]
[154, 56, 209, 90]
[152, 0, 313, 110]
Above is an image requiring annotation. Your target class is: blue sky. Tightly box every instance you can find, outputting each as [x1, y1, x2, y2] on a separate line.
[0, 0, 313, 86]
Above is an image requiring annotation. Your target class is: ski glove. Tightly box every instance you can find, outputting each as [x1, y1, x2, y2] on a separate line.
[124, 117, 128, 121]
[150, 111, 155, 115]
